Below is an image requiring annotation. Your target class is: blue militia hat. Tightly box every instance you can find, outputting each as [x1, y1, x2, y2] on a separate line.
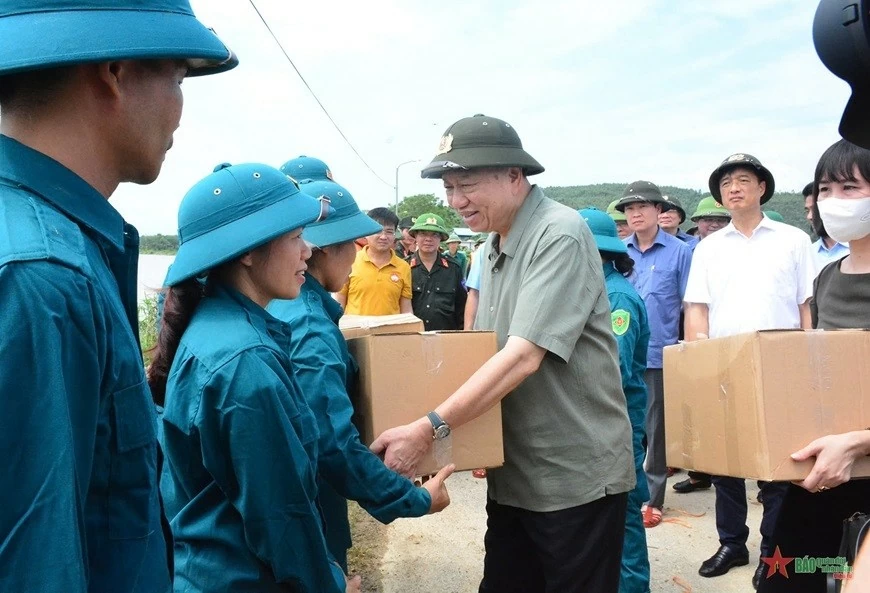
[166, 163, 332, 286]
[280, 155, 334, 182]
[0, 0, 237, 77]
[579, 207, 627, 255]
[298, 179, 380, 248]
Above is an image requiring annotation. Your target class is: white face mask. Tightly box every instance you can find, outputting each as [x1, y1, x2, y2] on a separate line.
[817, 196, 870, 243]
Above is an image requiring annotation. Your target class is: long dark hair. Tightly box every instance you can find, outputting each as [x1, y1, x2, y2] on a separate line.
[602, 251, 635, 278]
[812, 139, 870, 239]
[147, 278, 209, 406]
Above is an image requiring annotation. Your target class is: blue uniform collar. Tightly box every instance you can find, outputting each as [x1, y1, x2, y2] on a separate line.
[213, 283, 292, 347]
[0, 134, 126, 251]
[603, 261, 619, 280]
[303, 274, 343, 323]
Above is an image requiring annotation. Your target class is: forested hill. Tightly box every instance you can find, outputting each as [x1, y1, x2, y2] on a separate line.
[544, 183, 808, 231]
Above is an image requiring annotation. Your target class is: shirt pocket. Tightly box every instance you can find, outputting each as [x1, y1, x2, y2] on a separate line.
[647, 266, 679, 297]
[109, 380, 158, 540]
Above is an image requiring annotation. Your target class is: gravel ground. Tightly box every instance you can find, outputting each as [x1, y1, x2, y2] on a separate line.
[374, 472, 766, 593]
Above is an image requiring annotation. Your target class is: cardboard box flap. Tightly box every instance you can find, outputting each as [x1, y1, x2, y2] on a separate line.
[339, 314, 424, 340]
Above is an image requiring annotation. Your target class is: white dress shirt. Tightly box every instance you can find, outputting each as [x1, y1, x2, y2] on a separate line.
[684, 217, 815, 338]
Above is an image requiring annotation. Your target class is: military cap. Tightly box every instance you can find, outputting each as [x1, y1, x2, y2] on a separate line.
[690, 196, 731, 221]
[763, 210, 785, 223]
[421, 114, 544, 179]
[280, 155, 333, 182]
[409, 213, 450, 241]
[445, 232, 462, 244]
[579, 208, 627, 255]
[0, 0, 236, 77]
[660, 195, 687, 223]
[398, 216, 416, 230]
[614, 180, 666, 212]
[606, 198, 627, 222]
[709, 153, 775, 204]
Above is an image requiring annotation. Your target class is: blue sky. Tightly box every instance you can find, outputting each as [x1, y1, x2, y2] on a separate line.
[110, 0, 849, 234]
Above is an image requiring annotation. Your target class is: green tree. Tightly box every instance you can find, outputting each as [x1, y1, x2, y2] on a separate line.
[140, 233, 179, 254]
[397, 194, 461, 229]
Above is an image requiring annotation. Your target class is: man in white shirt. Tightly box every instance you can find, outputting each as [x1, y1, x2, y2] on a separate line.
[804, 182, 849, 271]
[684, 154, 815, 590]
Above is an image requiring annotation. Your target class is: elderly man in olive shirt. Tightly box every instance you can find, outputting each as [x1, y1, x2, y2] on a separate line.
[371, 114, 634, 593]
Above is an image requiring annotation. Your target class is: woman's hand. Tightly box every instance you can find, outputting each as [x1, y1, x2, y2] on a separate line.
[791, 431, 869, 492]
[346, 574, 361, 593]
[422, 464, 455, 514]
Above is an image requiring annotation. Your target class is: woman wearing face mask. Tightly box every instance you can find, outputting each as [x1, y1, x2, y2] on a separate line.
[267, 179, 454, 572]
[757, 139, 870, 593]
[149, 163, 359, 593]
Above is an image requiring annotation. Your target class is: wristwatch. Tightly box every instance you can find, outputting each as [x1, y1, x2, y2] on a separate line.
[426, 411, 451, 440]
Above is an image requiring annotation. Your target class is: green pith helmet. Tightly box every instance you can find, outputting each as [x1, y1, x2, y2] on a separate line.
[614, 180, 666, 212]
[709, 153, 775, 204]
[690, 196, 731, 221]
[763, 210, 785, 223]
[421, 113, 544, 179]
[445, 232, 462, 244]
[606, 198, 627, 222]
[660, 195, 687, 223]
[409, 212, 450, 241]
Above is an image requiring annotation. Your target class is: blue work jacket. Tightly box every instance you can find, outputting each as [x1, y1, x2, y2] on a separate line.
[161, 285, 344, 593]
[268, 277, 430, 567]
[0, 135, 171, 592]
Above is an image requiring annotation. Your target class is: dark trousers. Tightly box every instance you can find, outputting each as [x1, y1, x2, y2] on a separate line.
[757, 480, 870, 593]
[713, 476, 788, 557]
[643, 369, 667, 509]
[479, 493, 629, 593]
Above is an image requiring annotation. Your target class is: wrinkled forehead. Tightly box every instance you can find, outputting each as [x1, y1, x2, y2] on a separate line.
[719, 166, 761, 182]
[442, 167, 502, 184]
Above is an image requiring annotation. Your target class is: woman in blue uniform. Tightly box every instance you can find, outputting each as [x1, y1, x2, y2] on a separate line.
[580, 208, 652, 593]
[268, 179, 453, 571]
[148, 163, 352, 593]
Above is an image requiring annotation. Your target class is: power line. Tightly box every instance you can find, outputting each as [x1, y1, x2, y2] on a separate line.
[247, 0, 394, 188]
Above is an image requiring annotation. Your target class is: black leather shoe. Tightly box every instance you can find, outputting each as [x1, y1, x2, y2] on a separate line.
[752, 561, 766, 590]
[699, 545, 750, 577]
[673, 477, 712, 493]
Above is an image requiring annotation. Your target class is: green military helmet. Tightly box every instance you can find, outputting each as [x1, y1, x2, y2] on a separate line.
[614, 180, 666, 212]
[421, 114, 544, 179]
[660, 195, 687, 223]
[409, 212, 450, 241]
[445, 232, 462, 244]
[606, 198, 627, 222]
[473, 232, 489, 245]
[690, 196, 731, 222]
[763, 210, 785, 223]
[398, 216, 416, 231]
[709, 153, 775, 204]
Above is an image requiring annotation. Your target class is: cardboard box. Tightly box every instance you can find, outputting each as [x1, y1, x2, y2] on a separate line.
[348, 331, 504, 476]
[664, 330, 870, 481]
[338, 313, 424, 340]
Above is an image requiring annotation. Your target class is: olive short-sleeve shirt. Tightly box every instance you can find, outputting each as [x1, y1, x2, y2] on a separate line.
[475, 186, 635, 512]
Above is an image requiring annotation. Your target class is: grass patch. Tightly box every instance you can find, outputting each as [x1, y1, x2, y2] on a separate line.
[347, 502, 389, 593]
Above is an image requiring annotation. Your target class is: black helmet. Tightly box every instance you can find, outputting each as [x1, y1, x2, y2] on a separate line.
[660, 195, 687, 223]
[813, 0, 870, 148]
[614, 180, 666, 212]
[421, 114, 544, 179]
[709, 153, 775, 205]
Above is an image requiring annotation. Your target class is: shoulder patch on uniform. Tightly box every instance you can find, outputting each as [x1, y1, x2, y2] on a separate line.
[611, 309, 631, 336]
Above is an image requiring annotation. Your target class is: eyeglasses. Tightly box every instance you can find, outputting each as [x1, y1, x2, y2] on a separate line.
[376, 227, 396, 237]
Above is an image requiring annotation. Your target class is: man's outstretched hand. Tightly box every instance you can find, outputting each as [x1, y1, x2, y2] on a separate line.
[370, 417, 433, 478]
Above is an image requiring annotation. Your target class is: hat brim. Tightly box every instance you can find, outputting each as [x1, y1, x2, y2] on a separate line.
[421, 146, 545, 179]
[691, 212, 731, 222]
[594, 235, 628, 255]
[165, 192, 322, 286]
[409, 227, 449, 241]
[709, 164, 775, 205]
[0, 9, 237, 76]
[303, 210, 382, 249]
[614, 196, 664, 213]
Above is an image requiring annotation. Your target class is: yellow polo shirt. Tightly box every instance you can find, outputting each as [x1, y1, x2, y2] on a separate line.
[339, 247, 412, 315]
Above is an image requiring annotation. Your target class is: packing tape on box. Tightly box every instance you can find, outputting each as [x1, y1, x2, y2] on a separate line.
[718, 337, 744, 478]
[421, 333, 445, 376]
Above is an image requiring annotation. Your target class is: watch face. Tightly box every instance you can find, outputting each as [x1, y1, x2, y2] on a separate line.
[434, 425, 451, 440]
